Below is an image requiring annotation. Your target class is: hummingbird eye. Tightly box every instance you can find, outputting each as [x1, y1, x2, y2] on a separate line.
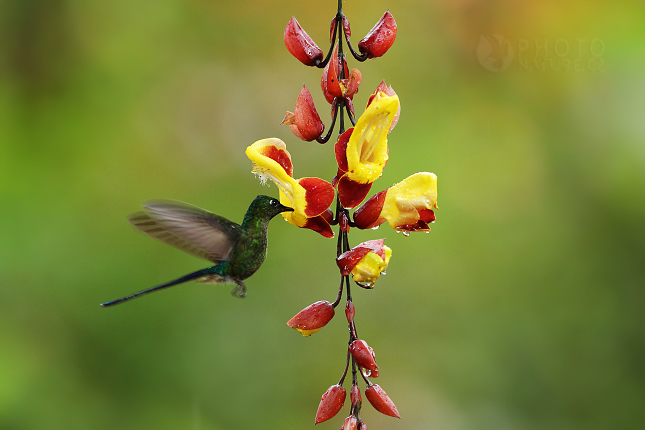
[269, 199, 279, 207]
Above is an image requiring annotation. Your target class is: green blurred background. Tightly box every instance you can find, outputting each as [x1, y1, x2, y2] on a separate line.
[1, 0, 644, 429]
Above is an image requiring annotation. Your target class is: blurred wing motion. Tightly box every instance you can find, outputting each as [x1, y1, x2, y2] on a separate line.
[128, 200, 243, 263]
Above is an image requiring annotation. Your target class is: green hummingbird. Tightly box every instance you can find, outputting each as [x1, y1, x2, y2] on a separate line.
[100, 195, 293, 307]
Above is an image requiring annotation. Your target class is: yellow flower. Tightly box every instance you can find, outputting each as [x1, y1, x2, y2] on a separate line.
[345, 93, 399, 184]
[353, 172, 438, 233]
[246, 138, 335, 237]
[337, 239, 392, 288]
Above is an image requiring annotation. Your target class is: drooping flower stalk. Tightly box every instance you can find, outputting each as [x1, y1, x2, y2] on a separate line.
[249, 0, 435, 428]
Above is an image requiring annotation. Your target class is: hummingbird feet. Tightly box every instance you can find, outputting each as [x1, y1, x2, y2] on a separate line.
[196, 274, 247, 298]
[231, 281, 247, 299]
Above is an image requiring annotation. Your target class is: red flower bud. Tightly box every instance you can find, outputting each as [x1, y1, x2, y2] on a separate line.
[358, 11, 397, 59]
[342, 416, 358, 430]
[329, 15, 351, 42]
[349, 339, 378, 372]
[315, 384, 346, 424]
[350, 384, 362, 407]
[284, 17, 324, 66]
[345, 301, 355, 323]
[282, 85, 325, 141]
[365, 384, 400, 418]
[287, 300, 335, 337]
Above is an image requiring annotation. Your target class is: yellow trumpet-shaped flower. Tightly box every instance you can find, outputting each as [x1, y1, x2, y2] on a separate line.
[345, 92, 399, 184]
[246, 138, 335, 237]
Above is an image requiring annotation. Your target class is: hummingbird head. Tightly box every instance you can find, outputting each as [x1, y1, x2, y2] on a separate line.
[250, 195, 294, 221]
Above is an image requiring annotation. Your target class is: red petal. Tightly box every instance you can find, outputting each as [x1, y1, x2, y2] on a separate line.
[365, 384, 400, 418]
[337, 247, 372, 276]
[284, 17, 323, 66]
[334, 128, 352, 173]
[286, 301, 335, 332]
[257, 143, 293, 177]
[303, 214, 334, 238]
[337, 174, 372, 209]
[342, 68, 362, 99]
[353, 190, 387, 229]
[321, 44, 344, 101]
[357, 239, 386, 258]
[349, 339, 378, 372]
[419, 208, 436, 223]
[358, 11, 397, 59]
[321, 207, 333, 224]
[289, 85, 324, 141]
[298, 177, 334, 217]
[315, 385, 346, 424]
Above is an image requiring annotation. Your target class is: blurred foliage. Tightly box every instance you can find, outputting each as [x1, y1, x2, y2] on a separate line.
[1, 0, 644, 429]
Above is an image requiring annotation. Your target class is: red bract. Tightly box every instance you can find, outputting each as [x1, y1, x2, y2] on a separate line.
[365, 384, 400, 418]
[350, 384, 362, 407]
[342, 416, 358, 430]
[284, 17, 324, 66]
[287, 300, 335, 337]
[345, 301, 355, 322]
[358, 11, 397, 59]
[321, 45, 362, 103]
[334, 129, 372, 208]
[352, 190, 387, 229]
[349, 339, 378, 372]
[282, 85, 324, 141]
[315, 384, 346, 424]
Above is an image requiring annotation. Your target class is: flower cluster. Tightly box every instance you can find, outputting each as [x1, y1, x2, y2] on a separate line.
[247, 3, 438, 428]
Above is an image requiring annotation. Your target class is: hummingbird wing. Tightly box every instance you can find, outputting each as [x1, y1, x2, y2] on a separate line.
[128, 200, 244, 263]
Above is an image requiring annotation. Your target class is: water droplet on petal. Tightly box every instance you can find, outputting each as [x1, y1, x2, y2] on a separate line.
[371, 225, 380, 230]
[402, 231, 410, 237]
[362, 368, 372, 377]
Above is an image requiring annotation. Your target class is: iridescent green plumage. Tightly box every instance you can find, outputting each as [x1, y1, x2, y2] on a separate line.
[101, 195, 292, 307]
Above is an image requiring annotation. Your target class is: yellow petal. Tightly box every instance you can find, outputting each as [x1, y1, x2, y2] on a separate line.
[346, 93, 399, 184]
[381, 172, 437, 228]
[351, 245, 392, 287]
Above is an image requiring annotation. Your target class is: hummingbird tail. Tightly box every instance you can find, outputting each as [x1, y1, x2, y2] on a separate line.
[100, 268, 214, 307]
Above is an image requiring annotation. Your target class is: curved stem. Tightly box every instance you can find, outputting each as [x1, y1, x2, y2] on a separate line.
[316, 101, 340, 143]
[344, 36, 369, 62]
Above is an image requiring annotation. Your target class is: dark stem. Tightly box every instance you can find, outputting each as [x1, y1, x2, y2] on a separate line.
[338, 341, 351, 386]
[331, 276, 344, 308]
[345, 36, 369, 62]
[316, 101, 340, 143]
[345, 102, 356, 127]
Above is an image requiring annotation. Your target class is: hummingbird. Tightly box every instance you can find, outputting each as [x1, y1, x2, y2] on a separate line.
[100, 195, 293, 307]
